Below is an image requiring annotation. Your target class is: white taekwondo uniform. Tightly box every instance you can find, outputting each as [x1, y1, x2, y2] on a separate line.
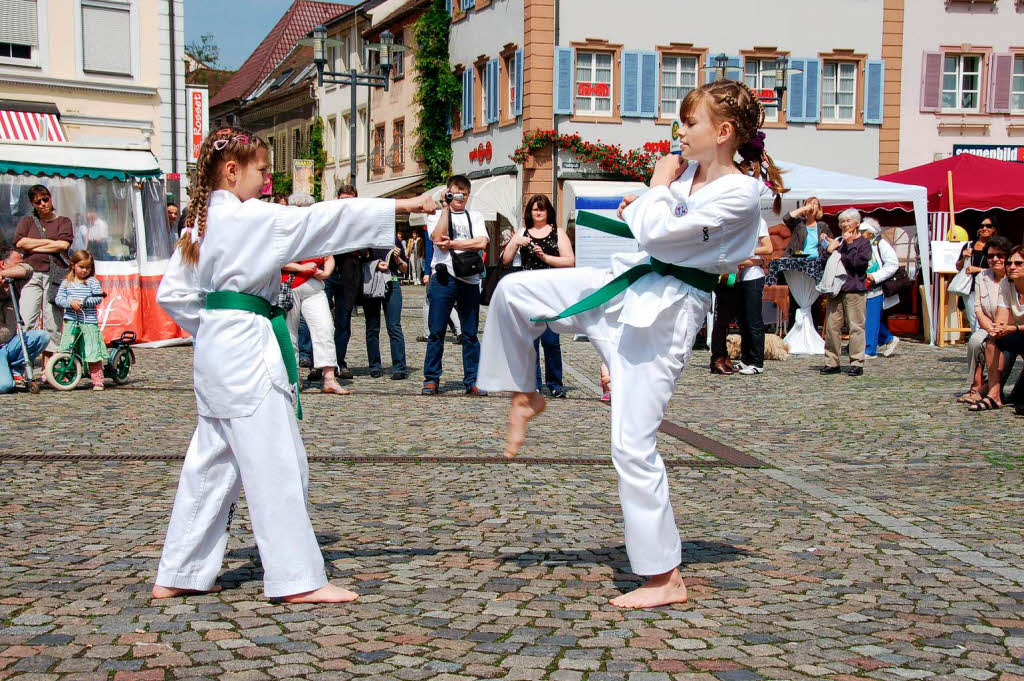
[155, 190, 394, 597]
[477, 164, 761, 576]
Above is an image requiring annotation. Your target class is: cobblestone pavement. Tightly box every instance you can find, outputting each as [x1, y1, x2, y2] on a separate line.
[1, 285, 1022, 681]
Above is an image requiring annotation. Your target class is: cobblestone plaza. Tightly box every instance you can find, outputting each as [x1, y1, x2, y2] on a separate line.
[1, 287, 1022, 681]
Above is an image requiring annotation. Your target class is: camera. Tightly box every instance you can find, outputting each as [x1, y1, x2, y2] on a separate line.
[444, 191, 465, 204]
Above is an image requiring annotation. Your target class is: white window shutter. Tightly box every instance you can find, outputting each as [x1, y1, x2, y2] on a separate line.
[0, 0, 38, 46]
[82, 3, 132, 75]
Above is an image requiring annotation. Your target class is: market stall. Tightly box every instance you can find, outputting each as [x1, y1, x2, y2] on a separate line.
[0, 140, 187, 345]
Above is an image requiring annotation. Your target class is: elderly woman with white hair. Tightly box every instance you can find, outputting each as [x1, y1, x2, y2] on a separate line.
[281, 193, 349, 394]
[859, 217, 900, 358]
[821, 209, 872, 376]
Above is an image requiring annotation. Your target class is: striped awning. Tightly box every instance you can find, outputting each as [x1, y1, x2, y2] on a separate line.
[0, 110, 66, 142]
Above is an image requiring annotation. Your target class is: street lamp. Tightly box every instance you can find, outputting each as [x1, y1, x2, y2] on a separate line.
[301, 25, 406, 186]
[701, 53, 800, 110]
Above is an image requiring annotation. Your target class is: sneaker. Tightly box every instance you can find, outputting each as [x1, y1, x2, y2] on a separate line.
[369, 369, 383, 378]
[416, 335, 428, 343]
[550, 387, 567, 398]
[865, 353, 878, 360]
[11, 373, 25, 388]
[307, 368, 323, 382]
[820, 365, 841, 375]
[465, 386, 487, 396]
[738, 365, 763, 375]
[92, 384, 105, 391]
[298, 357, 313, 369]
[338, 367, 354, 380]
[390, 372, 408, 380]
[421, 381, 439, 395]
[880, 337, 900, 357]
[600, 391, 611, 403]
[848, 366, 864, 376]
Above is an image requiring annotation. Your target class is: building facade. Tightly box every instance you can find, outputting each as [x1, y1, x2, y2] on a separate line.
[0, 0, 185, 177]
[362, 0, 431, 200]
[898, 0, 1024, 169]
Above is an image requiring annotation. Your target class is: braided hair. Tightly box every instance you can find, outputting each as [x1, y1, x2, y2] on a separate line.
[680, 80, 788, 213]
[176, 126, 268, 265]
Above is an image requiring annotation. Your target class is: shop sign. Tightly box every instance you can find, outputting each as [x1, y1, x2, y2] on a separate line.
[185, 86, 208, 164]
[469, 141, 493, 164]
[576, 82, 610, 97]
[953, 144, 1024, 163]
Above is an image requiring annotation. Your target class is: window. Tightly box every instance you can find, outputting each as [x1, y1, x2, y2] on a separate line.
[477, 61, 488, 127]
[82, 0, 132, 75]
[942, 54, 982, 112]
[372, 124, 386, 171]
[743, 59, 779, 122]
[0, 0, 39, 63]
[660, 54, 698, 119]
[822, 61, 857, 122]
[393, 32, 404, 79]
[340, 114, 351, 158]
[505, 53, 516, 115]
[575, 51, 613, 116]
[1013, 56, 1024, 112]
[393, 119, 405, 167]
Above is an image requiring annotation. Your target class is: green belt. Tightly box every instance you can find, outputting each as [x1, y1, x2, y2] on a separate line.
[204, 291, 302, 420]
[531, 210, 718, 323]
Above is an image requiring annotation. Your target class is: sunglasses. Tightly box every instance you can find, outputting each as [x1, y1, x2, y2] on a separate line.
[980, 223, 994, 229]
[988, 253, 1006, 260]
[31, 197, 51, 205]
[1007, 260, 1024, 268]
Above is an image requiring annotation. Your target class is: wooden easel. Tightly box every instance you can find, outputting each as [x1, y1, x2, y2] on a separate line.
[936, 171, 972, 347]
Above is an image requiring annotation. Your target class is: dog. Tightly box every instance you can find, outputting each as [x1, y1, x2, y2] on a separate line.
[726, 333, 789, 361]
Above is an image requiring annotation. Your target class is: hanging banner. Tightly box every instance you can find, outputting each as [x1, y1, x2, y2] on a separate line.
[293, 159, 314, 195]
[186, 86, 209, 164]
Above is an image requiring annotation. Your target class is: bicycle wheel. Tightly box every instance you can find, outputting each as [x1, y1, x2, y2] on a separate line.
[110, 346, 132, 384]
[45, 353, 83, 391]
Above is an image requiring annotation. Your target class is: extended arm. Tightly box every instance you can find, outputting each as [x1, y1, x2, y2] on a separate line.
[156, 249, 203, 337]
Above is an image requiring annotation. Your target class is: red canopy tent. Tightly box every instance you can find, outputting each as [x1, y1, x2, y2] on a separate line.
[877, 153, 1024, 212]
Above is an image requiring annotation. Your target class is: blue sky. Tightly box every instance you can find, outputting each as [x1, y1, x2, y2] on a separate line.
[184, 0, 359, 71]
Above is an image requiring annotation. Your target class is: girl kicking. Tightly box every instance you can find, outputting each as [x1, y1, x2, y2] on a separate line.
[477, 81, 784, 609]
[153, 127, 434, 603]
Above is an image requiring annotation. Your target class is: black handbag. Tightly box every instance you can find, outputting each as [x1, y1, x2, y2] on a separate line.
[449, 211, 484, 278]
[881, 266, 912, 297]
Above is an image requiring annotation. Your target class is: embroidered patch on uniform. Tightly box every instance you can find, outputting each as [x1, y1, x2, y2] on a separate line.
[702, 226, 710, 241]
[673, 201, 688, 217]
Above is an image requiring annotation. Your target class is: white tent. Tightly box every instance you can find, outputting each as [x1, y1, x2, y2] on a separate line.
[772, 160, 933, 345]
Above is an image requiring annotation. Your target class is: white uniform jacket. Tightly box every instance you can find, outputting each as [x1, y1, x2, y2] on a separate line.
[616, 163, 762, 328]
[158, 190, 395, 418]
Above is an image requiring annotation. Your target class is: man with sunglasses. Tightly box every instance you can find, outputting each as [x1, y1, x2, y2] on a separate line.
[12, 185, 74, 359]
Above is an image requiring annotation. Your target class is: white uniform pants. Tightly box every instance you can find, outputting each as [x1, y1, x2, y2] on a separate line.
[285, 279, 336, 369]
[478, 268, 708, 576]
[19, 270, 62, 352]
[155, 386, 327, 597]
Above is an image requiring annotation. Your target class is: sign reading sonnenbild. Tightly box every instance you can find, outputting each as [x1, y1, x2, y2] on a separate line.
[953, 144, 1024, 164]
[186, 86, 209, 164]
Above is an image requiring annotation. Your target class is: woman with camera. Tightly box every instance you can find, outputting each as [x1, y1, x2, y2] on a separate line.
[500, 194, 575, 397]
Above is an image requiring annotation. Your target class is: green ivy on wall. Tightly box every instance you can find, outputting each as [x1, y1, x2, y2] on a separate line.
[413, 0, 458, 187]
[306, 117, 325, 202]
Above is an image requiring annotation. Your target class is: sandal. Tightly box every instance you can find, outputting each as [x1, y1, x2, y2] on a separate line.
[957, 391, 981, 404]
[968, 396, 1000, 412]
[322, 381, 352, 395]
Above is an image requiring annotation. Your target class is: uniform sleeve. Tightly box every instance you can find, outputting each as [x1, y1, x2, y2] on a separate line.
[83, 277, 104, 308]
[156, 248, 203, 337]
[262, 198, 397, 267]
[621, 179, 760, 268]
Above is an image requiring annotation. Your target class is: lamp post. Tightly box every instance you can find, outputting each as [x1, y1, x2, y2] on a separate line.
[702, 53, 799, 112]
[305, 25, 405, 187]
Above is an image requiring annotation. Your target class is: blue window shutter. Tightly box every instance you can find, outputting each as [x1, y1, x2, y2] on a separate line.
[468, 68, 475, 128]
[462, 69, 474, 130]
[787, 58, 807, 122]
[639, 51, 658, 118]
[621, 50, 640, 116]
[554, 46, 574, 115]
[463, 0, 474, 8]
[445, 0, 451, 15]
[864, 59, 885, 124]
[487, 59, 499, 123]
[803, 58, 821, 123]
[513, 48, 524, 116]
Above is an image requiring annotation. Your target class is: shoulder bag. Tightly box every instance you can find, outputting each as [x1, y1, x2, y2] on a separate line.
[948, 265, 973, 298]
[449, 211, 484, 278]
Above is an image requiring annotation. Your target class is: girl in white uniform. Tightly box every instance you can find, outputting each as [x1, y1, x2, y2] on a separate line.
[152, 128, 434, 603]
[478, 81, 785, 609]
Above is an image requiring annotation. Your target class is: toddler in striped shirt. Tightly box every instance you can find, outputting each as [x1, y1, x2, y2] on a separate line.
[54, 250, 106, 390]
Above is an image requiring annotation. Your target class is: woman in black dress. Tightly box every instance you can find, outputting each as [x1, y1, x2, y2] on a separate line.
[500, 194, 575, 397]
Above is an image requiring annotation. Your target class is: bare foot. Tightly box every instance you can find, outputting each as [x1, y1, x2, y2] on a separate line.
[322, 380, 351, 395]
[609, 568, 688, 609]
[280, 583, 358, 604]
[505, 391, 546, 459]
[151, 584, 222, 599]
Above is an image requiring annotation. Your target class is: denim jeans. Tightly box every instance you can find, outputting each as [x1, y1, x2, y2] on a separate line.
[297, 315, 313, 365]
[864, 294, 895, 356]
[363, 282, 406, 373]
[533, 326, 563, 391]
[0, 329, 49, 393]
[332, 303, 352, 370]
[424, 274, 481, 388]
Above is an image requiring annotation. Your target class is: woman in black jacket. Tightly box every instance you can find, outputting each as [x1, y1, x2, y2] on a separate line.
[783, 197, 834, 258]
